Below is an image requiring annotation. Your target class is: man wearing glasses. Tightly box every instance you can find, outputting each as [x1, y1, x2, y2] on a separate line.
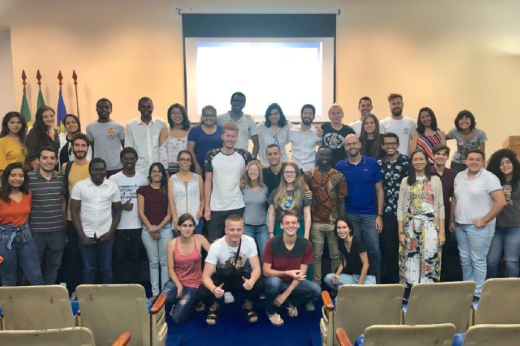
[335, 134, 384, 283]
[378, 133, 409, 283]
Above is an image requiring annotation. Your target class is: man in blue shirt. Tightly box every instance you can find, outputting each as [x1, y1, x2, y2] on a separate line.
[335, 134, 384, 283]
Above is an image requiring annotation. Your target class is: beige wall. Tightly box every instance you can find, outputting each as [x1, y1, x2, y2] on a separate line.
[1, 0, 519, 155]
[0, 28, 15, 118]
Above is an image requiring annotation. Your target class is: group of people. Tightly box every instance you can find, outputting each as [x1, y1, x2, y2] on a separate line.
[0, 91, 518, 326]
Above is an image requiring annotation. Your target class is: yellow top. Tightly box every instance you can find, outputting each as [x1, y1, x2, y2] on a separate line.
[63, 160, 90, 220]
[0, 136, 26, 170]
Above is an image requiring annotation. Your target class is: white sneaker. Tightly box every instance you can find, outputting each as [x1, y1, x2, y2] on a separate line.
[70, 291, 77, 301]
[305, 300, 315, 312]
[224, 292, 235, 304]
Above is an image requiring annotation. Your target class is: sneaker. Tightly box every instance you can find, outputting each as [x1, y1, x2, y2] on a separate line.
[305, 301, 315, 312]
[224, 292, 235, 304]
[70, 291, 77, 301]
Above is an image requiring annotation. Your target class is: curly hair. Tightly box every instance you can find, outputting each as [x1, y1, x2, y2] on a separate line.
[486, 148, 520, 190]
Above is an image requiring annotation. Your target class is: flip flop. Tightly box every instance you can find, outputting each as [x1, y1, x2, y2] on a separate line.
[267, 312, 284, 326]
[287, 305, 298, 318]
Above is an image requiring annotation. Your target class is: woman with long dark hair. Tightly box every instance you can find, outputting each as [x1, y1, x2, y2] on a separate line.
[257, 103, 292, 164]
[26, 106, 59, 170]
[0, 112, 28, 174]
[359, 114, 383, 159]
[137, 162, 172, 299]
[323, 216, 376, 288]
[409, 107, 446, 161]
[0, 162, 44, 286]
[397, 150, 445, 289]
[486, 149, 520, 278]
[160, 103, 191, 175]
[58, 113, 92, 166]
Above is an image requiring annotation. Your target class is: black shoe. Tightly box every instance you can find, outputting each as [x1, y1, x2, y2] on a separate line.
[473, 296, 480, 303]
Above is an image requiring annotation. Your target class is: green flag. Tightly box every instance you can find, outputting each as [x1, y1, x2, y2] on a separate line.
[20, 88, 31, 126]
[37, 89, 45, 109]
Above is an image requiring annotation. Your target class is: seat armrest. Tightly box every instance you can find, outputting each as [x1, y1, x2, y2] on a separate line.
[150, 294, 166, 315]
[336, 327, 353, 346]
[322, 291, 334, 312]
[112, 331, 131, 346]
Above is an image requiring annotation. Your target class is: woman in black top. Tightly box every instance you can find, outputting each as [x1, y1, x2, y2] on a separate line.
[324, 217, 376, 288]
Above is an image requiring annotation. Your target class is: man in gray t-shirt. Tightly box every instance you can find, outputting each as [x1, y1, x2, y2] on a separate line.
[86, 98, 125, 175]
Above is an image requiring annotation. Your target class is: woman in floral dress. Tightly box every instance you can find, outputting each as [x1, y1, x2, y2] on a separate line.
[397, 149, 445, 292]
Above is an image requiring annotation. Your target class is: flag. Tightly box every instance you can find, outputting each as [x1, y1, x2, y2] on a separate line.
[57, 88, 67, 131]
[20, 88, 31, 126]
[37, 89, 45, 109]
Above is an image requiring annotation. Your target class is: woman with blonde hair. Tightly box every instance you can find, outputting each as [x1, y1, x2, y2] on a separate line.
[267, 161, 311, 239]
[242, 160, 269, 256]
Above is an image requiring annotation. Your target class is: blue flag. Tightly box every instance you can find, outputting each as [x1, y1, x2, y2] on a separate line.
[57, 88, 67, 130]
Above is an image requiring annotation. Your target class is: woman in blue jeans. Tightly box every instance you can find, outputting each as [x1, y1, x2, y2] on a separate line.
[137, 163, 172, 300]
[242, 160, 269, 258]
[486, 149, 520, 278]
[324, 217, 376, 289]
[0, 162, 43, 286]
[161, 213, 210, 323]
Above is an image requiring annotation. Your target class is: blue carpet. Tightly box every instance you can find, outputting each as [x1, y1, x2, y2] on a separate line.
[166, 294, 322, 346]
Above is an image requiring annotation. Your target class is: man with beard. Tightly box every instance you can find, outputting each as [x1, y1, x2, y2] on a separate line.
[380, 94, 416, 155]
[28, 147, 66, 285]
[62, 133, 92, 296]
[71, 158, 122, 284]
[125, 97, 167, 175]
[288, 104, 321, 171]
[321, 104, 355, 166]
[86, 98, 125, 177]
[349, 96, 383, 136]
[217, 92, 259, 158]
[263, 144, 284, 194]
[204, 123, 253, 243]
[336, 134, 384, 283]
[377, 133, 409, 283]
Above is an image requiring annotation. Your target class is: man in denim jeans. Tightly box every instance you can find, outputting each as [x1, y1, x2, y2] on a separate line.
[335, 134, 384, 283]
[70, 158, 122, 284]
[450, 148, 506, 300]
[263, 210, 321, 326]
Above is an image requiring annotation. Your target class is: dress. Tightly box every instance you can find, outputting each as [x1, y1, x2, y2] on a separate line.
[399, 176, 441, 286]
[159, 135, 188, 172]
[416, 131, 441, 162]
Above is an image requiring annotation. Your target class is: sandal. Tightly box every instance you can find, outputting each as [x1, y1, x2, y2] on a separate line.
[267, 312, 284, 326]
[195, 302, 205, 312]
[242, 304, 258, 323]
[206, 304, 220, 325]
[287, 305, 298, 318]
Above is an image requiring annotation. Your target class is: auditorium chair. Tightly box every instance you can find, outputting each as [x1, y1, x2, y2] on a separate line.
[463, 324, 520, 346]
[0, 285, 77, 330]
[404, 281, 475, 332]
[473, 278, 520, 325]
[320, 284, 404, 346]
[351, 323, 456, 346]
[0, 327, 131, 346]
[76, 284, 167, 346]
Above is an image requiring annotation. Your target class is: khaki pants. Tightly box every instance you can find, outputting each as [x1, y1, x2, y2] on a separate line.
[310, 222, 341, 283]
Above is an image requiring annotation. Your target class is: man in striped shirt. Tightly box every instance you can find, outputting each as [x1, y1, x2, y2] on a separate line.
[28, 146, 67, 285]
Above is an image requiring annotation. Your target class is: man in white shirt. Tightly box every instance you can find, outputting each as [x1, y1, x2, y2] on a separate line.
[379, 94, 416, 155]
[199, 215, 263, 325]
[109, 147, 148, 284]
[288, 104, 321, 171]
[125, 97, 167, 175]
[349, 96, 373, 135]
[70, 158, 122, 284]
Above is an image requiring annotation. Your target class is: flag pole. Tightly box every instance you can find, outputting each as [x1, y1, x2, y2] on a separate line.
[22, 70, 27, 90]
[36, 69, 42, 91]
[72, 70, 80, 117]
[57, 70, 64, 130]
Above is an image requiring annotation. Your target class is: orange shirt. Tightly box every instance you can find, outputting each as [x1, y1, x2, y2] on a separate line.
[0, 191, 32, 227]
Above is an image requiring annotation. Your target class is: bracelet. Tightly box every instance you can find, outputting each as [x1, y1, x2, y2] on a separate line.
[398, 232, 404, 235]
[212, 286, 217, 294]
[269, 232, 274, 234]
[377, 214, 383, 217]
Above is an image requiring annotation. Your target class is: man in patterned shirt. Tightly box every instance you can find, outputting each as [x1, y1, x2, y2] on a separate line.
[378, 133, 409, 283]
[303, 146, 348, 285]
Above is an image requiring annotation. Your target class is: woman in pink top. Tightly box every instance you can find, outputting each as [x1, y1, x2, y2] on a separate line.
[162, 213, 210, 323]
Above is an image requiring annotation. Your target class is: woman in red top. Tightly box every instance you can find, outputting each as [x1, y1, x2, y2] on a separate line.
[162, 213, 210, 323]
[0, 162, 43, 286]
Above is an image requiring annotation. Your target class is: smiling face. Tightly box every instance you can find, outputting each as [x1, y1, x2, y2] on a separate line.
[281, 214, 299, 237]
[8, 168, 25, 188]
[121, 152, 137, 171]
[39, 150, 57, 173]
[433, 149, 449, 167]
[178, 152, 192, 172]
[419, 110, 432, 127]
[466, 152, 484, 174]
[138, 99, 154, 118]
[411, 151, 427, 172]
[7, 117, 23, 135]
[247, 163, 260, 181]
[317, 148, 332, 168]
[225, 220, 244, 246]
[72, 139, 88, 160]
[336, 220, 352, 239]
[301, 107, 315, 126]
[230, 94, 246, 113]
[344, 135, 361, 157]
[363, 116, 376, 134]
[266, 146, 281, 167]
[283, 165, 297, 184]
[382, 136, 399, 156]
[42, 109, 56, 128]
[358, 100, 373, 119]
[89, 162, 106, 185]
[169, 107, 184, 125]
[389, 97, 403, 117]
[179, 218, 196, 238]
[268, 108, 280, 125]
[64, 116, 79, 134]
[221, 128, 238, 149]
[201, 109, 217, 126]
[500, 157, 514, 177]
[458, 116, 471, 131]
[328, 106, 344, 125]
[149, 165, 163, 183]
[96, 101, 112, 120]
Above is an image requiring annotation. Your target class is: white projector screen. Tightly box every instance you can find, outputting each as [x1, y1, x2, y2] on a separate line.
[185, 37, 335, 122]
